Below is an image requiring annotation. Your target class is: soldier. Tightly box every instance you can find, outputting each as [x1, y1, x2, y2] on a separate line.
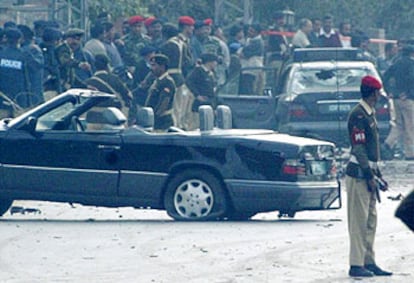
[345, 75, 392, 278]
[144, 17, 163, 48]
[40, 27, 62, 98]
[85, 54, 134, 125]
[63, 28, 94, 88]
[122, 15, 150, 72]
[145, 54, 176, 131]
[160, 16, 195, 129]
[0, 28, 29, 109]
[186, 53, 218, 130]
[18, 24, 44, 106]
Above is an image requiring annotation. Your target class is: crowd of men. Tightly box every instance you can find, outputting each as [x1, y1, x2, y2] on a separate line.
[0, 12, 411, 140]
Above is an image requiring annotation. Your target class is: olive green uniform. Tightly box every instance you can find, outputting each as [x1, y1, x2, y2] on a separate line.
[145, 72, 176, 130]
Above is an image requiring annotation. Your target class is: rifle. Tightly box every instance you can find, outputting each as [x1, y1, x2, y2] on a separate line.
[372, 175, 388, 203]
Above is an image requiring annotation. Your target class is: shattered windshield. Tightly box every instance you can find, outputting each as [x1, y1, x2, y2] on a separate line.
[291, 67, 375, 93]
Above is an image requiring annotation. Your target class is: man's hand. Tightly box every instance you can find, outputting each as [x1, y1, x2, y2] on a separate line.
[377, 176, 389, 191]
[367, 178, 376, 192]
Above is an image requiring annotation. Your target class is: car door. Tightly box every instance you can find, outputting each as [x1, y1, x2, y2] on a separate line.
[1, 128, 121, 197]
[217, 67, 279, 130]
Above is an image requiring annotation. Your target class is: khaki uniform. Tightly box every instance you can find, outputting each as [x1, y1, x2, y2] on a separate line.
[160, 33, 194, 130]
[345, 99, 382, 267]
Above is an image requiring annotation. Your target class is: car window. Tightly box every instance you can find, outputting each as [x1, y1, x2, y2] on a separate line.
[291, 67, 374, 93]
[36, 101, 76, 131]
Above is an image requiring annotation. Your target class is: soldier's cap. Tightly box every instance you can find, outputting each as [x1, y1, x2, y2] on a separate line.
[204, 18, 213, 26]
[128, 15, 145, 26]
[4, 21, 17, 29]
[4, 28, 22, 40]
[17, 24, 34, 39]
[178, 16, 195, 26]
[65, 28, 85, 38]
[140, 45, 157, 56]
[150, 54, 169, 66]
[144, 16, 162, 27]
[361, 75, 382, 90]
[42, 27, 62, 42]
[200, 53, 218, 64]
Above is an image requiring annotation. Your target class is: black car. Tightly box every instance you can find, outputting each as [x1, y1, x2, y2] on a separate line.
[0, 89, 340, 221]
[218, 48, 391, 148]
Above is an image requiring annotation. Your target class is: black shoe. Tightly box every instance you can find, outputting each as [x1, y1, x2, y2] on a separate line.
[364, 264, 393, 276]
[349, 266, 374, 277]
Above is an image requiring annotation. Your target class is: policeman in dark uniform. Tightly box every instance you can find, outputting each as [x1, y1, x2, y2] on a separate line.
[145, 54, 176, 131]
[0, 28, 28, 109]
[345, 75, 392, 278]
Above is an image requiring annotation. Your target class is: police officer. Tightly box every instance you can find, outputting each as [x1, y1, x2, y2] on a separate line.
[145, 54, 176, 131]
[345, 75, 392, 278]
[0, 28, 29, 108]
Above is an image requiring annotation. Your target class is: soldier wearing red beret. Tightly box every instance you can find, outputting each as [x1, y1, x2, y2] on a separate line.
[144, 17, 163, 48]
[160, 15, 195, 130]
[345, 75, 392, 278]
[122, 15, 150, 71]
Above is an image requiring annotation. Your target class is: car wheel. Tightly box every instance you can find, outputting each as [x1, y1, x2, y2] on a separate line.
[0, 199, 13, 216]
[164, 169, 228, 221]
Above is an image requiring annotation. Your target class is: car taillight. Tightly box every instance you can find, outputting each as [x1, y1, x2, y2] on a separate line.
[282, 159, 306, 175]
[288, 103, 308, 118]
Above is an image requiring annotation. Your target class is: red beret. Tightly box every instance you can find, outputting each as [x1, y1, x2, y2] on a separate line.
[361, 75, 382, 89]
[204, 18, 213, 26]
[178, 16, 195, 26]
[128, 15, 145, 25]
[144, 16, 156, 27]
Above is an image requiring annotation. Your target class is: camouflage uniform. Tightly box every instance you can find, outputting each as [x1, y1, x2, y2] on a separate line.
[122, 32, 150, 68]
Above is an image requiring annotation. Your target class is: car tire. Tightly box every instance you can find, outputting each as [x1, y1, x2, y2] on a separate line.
[164, 169, 228, 221]
[0, 199, 13, 216]
[226, 210, 256, 221]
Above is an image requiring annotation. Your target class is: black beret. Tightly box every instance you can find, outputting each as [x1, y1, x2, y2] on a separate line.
[42, 27, 62, 42]
[17, 24, 34, 39]
[150, 54, 169, 66]
[4, 28, 22, 40]
[140, 46, 157, 56]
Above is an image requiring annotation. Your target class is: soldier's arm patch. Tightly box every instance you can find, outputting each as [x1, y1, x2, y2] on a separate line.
[163, 87, 171, 93]
[351, 127, 366, 144]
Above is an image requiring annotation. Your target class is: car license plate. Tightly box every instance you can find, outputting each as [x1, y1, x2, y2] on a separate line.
[310, 161, 327, 175]
[328, 104, 351, 112]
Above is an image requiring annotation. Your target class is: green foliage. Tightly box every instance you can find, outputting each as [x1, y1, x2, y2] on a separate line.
[87, 0, 413, 39]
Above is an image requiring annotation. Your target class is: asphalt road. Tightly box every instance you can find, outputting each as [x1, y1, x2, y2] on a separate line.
[0, 162, 413, 283]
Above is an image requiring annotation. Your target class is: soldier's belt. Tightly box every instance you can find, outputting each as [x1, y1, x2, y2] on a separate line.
[168, 69, 182, 74]
[349, 155, 378, 170]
